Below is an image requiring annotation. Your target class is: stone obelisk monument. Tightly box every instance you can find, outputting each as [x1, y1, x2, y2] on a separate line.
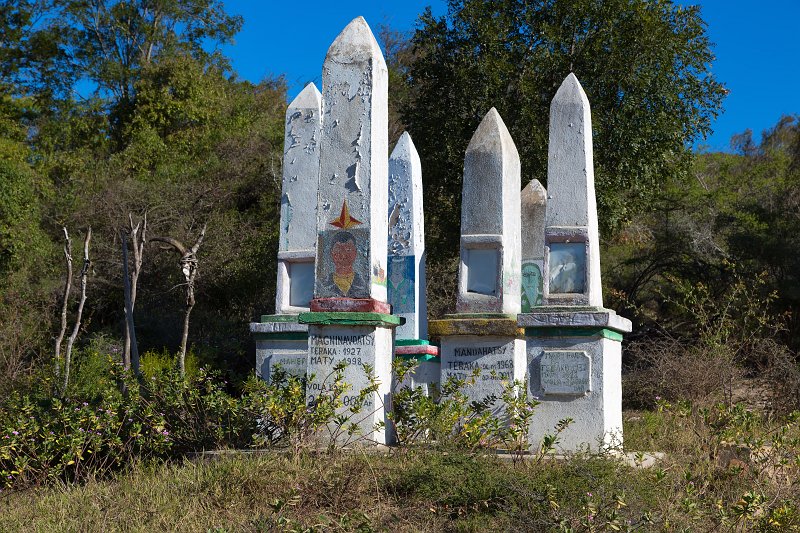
[519, 74, 631, 452]
[299, 17, 399, 445]
[250, 83, 322, 381]
[521, 179, 546, 312]
[429, 108, 526, 414]
[388, 132, 439, 393]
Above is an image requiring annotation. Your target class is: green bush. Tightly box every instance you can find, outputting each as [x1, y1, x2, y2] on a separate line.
[140, 348, 201, 380]
[0, 365, 262, 489]
[390, 360, 548, 457]
[64, 335, 119, 401]
[0, 371, 171, 488]
[0, 359, 394, 489]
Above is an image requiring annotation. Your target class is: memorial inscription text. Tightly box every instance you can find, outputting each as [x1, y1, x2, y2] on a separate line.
[307, 332, 377, 408]
[540, 350, 591, 395]
[444, 344, 514, 381]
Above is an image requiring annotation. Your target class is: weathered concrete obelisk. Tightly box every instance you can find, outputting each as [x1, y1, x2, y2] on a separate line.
[429, 108, 526, 413]
[250, 82, 322, 381]
[519, 74, 631, 452]
[521, 179, 546, 312]
[299, 17, 399, 445]
[388, 132, 439, 393]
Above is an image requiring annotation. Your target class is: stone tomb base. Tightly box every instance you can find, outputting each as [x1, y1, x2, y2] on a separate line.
[395, 339, 440, 396]
[250, 315, 308, 382]
[519, 308, 632, 453]
[300, 312, 401, 446]
[430, 316, 525, 417]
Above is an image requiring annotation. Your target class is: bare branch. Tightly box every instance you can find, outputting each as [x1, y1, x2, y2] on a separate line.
[149, 236, 188, 256]
[62, 228, 92, 394]
[54, 227, 72, 383]
[149, 223, 208, 377]
[190, 223, 207, 255]
[123, 212, 147, 370]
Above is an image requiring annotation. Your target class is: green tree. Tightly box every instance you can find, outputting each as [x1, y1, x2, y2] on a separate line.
[604, 115, 800, 350]
[0, 94, 55, 391]
[398, 0, 726, 252]
[46, 54, 287, 373]
[61, 0, 243, 140]
[2, 0, 285, 377]
[0, 1, 74, 101]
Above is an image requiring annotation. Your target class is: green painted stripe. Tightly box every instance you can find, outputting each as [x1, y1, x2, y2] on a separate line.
[396, 354, 441, 363]
[252, 332, 308, 341]
[525, 327, 623, 342]
[259, 314, 300, 323]
[395, 339, 431, 346]
[299, 311, 402, 327]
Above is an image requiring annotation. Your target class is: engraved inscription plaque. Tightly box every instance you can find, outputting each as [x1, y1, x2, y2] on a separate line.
[540, 350, 591, 395]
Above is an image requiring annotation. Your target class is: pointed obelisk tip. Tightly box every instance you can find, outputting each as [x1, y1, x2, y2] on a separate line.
[391, 131, 418, 158]
[522, 179, 547, 204]
[554, 72, 589, 105]
[485, 107, 501, 122]
[326, 16, 384, 64]
[289, 82, 321, 110]
[467, 107, 513, 152]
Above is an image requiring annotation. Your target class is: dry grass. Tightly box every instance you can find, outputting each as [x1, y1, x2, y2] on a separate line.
[0, 452, 453, 532]
[1, 423, 797, 532]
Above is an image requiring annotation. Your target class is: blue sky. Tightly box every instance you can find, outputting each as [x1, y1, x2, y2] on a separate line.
[220, 1, 799, 153]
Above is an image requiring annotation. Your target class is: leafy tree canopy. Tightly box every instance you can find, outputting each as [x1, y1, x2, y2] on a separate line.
[1, 0, 242, 141]
[398, 0, 726, 248]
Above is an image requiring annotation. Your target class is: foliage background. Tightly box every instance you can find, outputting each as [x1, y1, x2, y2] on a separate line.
[0, 0, 797, 402]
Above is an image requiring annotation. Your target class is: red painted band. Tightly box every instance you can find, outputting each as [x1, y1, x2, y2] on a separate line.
[310, 298, 392, 314]
[395, 345, 440, 356]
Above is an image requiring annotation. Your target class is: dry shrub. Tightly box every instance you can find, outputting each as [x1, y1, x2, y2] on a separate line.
[624, 333, 800, 414]
[758, 339, 800, 415]
[0, 293, 50, 396]
[295, 453, 373, 514]
[623, 336, 744, 408]
[426, 255, 458, 319]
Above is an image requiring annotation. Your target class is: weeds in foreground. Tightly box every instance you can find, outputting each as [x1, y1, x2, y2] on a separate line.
[1, 398, 799, 531]
[3, 337, 800, 531]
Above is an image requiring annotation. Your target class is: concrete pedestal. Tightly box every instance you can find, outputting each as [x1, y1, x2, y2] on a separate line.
[301, 312, 400, 445]
[430, 316, 526, 417]
[250, 315, 308, 382]
[519, 308, 631, 452]
[395, 339, 440, 395]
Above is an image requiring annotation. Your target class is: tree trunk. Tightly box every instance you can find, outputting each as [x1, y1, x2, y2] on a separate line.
[122, 213, 146, 372]
[122, 233, 132, 370]
[179, 301, 194, 376]
[62, 228, 91, 394]
[54, 227, 72, 387]
[150, 223, 206, 378]
[121, 230, 140, 375]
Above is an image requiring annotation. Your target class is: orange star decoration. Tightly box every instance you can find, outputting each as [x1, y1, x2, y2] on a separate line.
[329, 200, 363, 229]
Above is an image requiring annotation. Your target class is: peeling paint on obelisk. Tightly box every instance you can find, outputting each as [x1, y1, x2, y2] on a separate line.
[252, 83, 322, 384]
[521, 179, 546, 312]
[314, 16, 389, 302]
[303, 17, 397, 445]
[388, 132, 426, 339]
[543, 73, 602, 307]
[275, 82, 322, 313]
[456, 108, 521, 315]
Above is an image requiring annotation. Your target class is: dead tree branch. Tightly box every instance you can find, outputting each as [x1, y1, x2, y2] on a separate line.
[54, 227, 72, 383]
[62, 228, 91, 394]
[149, 223, 207, 376]
[123, 213, 147, 370]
